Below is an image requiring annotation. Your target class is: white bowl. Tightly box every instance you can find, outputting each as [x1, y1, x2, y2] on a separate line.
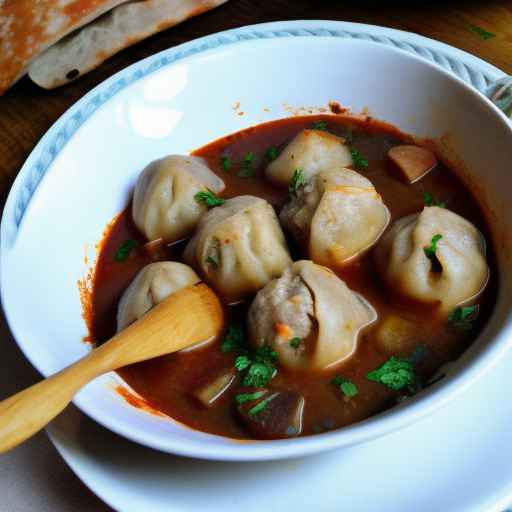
[2, 28, 512, 461]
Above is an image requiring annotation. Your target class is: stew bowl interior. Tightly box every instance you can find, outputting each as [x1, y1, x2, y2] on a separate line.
[2, 35, 512, 461]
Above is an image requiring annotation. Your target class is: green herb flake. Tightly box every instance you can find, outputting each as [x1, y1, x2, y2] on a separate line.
[220, 155, 232, 171]
[469, 25, 495, 41]
[448, 305, 480, 331]
[235, 355, 252, 371]
[332, 376, 358, 398]
[238, 152, 255, 178]
[367, 356, 416, 391]
[221, 325, 245, 353]
[312, 120, 328, 131]
[424, 234, 443, 261]
[206, 255, 219, 268]
[243, 361, 276, 387]
[114, 239, 138, 262]
[423, 192, 446, 208]
[351, 147, 369, 170]
[194, 189, 225, 207]
[289, 337, 301, 349]
[248, 394, 276, 417]
[235, 391, 266, 405]
[289, 168, 307, 195]
[266, 146, 279, 161]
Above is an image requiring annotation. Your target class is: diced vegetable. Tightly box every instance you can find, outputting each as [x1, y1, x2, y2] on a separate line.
[195, 369, 236, 407]
[375, 315, 420, 355]
[143, 238, 166, 261]
[237, 389, 305, 439]
[388, 145, 437, 184]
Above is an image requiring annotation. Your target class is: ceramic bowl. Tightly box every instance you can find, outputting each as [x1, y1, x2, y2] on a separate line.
[2, 33, 512, 461]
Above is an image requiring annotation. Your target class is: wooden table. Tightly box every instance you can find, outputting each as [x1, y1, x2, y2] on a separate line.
[1, 1, 511, 510]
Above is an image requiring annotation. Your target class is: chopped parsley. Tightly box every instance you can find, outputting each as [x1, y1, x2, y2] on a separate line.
[114, 239, 138, 262]
[289, 337, 301, 349]
[469, 25, 495, 41]
[235, 346, 278, 387]
[238, 152, 254, 178]
[266, 146, 279, 161]
[248, 393, 276, 417]
[220, 327, 278, 387]
[220, 155, 232, 171]
[448, 305, 479, 331]
[311, 120, 328, 131]
[235, 391, 266, 404]
[423, 192, 446, 208]
[332, 376, 358, 398]
[367, 356, 417, 392]
[289, 168, 307, 195]
[194, 189, 225, 207]
[424, 234, 443, 261]
[351, 147, 369, 170]
[206, 255, 219, 268]
[221, 325, 245, 352]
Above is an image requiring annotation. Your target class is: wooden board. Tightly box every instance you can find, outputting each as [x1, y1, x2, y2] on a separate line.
[1, 0, 511, 201]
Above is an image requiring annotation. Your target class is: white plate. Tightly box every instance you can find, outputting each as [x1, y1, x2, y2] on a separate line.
[38, 20, 512, 510]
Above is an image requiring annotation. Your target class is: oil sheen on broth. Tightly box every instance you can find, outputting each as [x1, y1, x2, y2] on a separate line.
[89, 115, 496, 440]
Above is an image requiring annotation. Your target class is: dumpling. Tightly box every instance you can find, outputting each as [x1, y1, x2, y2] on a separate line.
[132, 155, 225, 243]
[184, 195, 292, 303]
[265, 129, 352, 186]
[280, 168, 390, 267]
[247, 260, 377, 371]
[117, 262, 200, 331]
[374, 207, 489, 313]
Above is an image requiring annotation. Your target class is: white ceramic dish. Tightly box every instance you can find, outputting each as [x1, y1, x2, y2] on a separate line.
[2, 20, 512, 462]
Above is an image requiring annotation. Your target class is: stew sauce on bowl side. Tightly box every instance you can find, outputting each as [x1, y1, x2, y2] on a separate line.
[88, 115, 497, 439]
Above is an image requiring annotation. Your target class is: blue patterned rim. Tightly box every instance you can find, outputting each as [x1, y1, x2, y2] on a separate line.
[1, 20, 507, 246]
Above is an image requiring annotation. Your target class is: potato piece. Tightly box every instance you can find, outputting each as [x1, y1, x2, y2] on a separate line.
[388, 145, 437, 184]
[375, 315, 419, 355]
[195, 369, 236, 407]
[238, 390, 305, 439]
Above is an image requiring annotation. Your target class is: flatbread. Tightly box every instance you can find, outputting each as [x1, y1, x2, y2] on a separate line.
[0, 0, 131, 94]
[28, 0, 228, 89]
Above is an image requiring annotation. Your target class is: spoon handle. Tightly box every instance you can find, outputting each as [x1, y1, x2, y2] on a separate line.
[0, 284, 223, 454]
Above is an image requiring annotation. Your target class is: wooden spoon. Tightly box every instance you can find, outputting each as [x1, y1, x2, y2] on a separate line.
[0, 283, 223, 454]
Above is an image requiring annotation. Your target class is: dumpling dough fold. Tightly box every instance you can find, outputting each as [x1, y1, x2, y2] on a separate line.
[248, 260, 377, 370]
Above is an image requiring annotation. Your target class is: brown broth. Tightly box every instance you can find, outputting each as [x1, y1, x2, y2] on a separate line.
[90, 115, 497, 439]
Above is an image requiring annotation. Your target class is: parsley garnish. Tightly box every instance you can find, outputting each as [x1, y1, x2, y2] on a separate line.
[367, 356, 417, 392]
[206, 255, 219, 268]
[289, 168, 306, 195]
[238, 152, 254, 178]
[469, 25, 495, 41]
[424, 234, 443, 261]
[332, 376, 358, 398]
[289, 337, 301, 349]
[194, 189, 225, 207]
[221, 325, 245, 352]
[448, 305, 479, 331]
[351, 147, 369, 170]
[423, 192, 446, 208]
[235, 391, 266, 404]
[114, 239, 138, 262]
[266, 146, 279, 161]
[220, 155, 231, 171]
[248, 394, 276, 417]
[311, 120, 328, 131]
[234, 346, 278, 387]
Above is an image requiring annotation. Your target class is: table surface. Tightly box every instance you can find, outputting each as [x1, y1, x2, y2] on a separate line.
[1, 1, 512, 510]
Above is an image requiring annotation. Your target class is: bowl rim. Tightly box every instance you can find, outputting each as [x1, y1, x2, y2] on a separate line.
[2, 20, 512, 461]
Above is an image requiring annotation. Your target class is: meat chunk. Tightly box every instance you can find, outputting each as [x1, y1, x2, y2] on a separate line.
[388, 145, 437, 184]
[237, 389, 305, 439]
